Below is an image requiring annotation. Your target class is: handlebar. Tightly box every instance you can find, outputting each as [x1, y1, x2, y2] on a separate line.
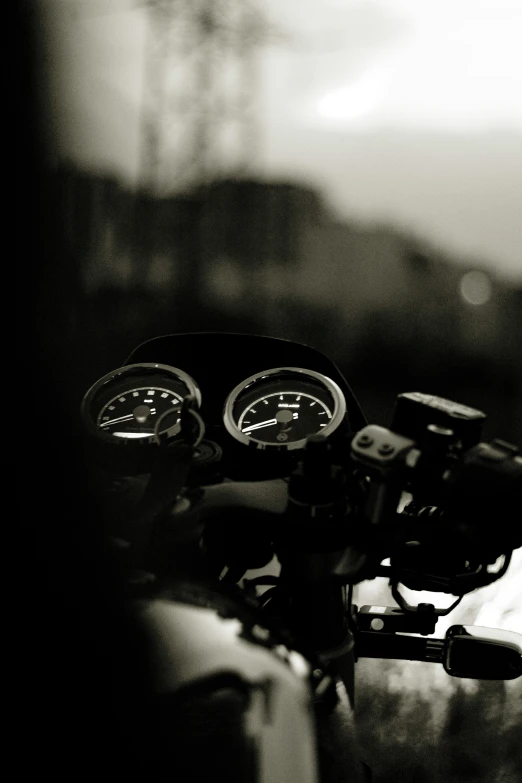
[87, 383, 521, 691]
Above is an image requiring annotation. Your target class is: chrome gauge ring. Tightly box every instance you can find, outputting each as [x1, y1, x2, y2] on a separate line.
[223, 367, 347, 450]
[81, 363, 202, 444]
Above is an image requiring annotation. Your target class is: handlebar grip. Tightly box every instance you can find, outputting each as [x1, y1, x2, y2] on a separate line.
[356, 632, 444, 663]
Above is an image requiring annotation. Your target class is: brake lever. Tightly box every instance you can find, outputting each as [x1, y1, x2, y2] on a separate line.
[354, 619, 522, 680]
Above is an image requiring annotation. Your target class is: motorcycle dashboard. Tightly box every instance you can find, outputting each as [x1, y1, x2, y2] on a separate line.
[82, 332, 367, 481]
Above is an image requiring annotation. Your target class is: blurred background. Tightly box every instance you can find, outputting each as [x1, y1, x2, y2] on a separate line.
[30, 1, 521, 780]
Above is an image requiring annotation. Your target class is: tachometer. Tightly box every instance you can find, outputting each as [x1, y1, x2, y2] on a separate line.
[82, 363, 201, 443]
[223, 368, 347, 450]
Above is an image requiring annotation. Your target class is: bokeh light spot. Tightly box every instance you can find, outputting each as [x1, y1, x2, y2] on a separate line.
[459, 270, 492, 305]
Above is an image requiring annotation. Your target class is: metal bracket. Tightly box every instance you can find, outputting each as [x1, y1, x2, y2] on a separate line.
[357, 604, 438, 636]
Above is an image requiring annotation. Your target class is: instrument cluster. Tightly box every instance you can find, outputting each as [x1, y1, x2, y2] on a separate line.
[83, 362, 347, 451]
[81, 332, 367, 480]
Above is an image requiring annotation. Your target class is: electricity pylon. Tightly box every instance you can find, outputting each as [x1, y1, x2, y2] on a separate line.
[139, 0, 282, 196]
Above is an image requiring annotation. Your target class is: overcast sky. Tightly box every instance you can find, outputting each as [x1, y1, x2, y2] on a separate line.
[41, 0, 522, 282]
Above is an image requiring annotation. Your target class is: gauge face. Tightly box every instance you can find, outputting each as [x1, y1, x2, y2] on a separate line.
[223, 367, 347, 450]
[238, 391, 332, 444]
[97, 386, 185, 439]
[82, 363, 201, 443]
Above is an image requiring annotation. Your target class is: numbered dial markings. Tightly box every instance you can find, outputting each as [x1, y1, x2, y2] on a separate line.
[82, 363, 202, 444]
[98, 387, 184, 439]
[223, 367, 347, 450]
[239, 392, 332, 444]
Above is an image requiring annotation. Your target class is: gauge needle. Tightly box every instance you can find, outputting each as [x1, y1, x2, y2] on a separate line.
[242, 418, 278, 433]
[100, 408, 157, 428]
[100, 413, 135, 428]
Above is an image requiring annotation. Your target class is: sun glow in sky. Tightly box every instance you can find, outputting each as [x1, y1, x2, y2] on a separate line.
[305, 0, 522, 130]
[316, 64, 391, 122]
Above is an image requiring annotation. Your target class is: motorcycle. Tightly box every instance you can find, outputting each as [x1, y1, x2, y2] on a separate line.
[81, 331, 522, 783]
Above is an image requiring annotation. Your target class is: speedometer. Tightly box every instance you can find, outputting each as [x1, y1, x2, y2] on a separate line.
[223, 367, 347, 450]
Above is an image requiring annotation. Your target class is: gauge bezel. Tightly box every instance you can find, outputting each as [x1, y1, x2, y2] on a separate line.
[223, 367, 347, 450]
[81, 362, 202, 444]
